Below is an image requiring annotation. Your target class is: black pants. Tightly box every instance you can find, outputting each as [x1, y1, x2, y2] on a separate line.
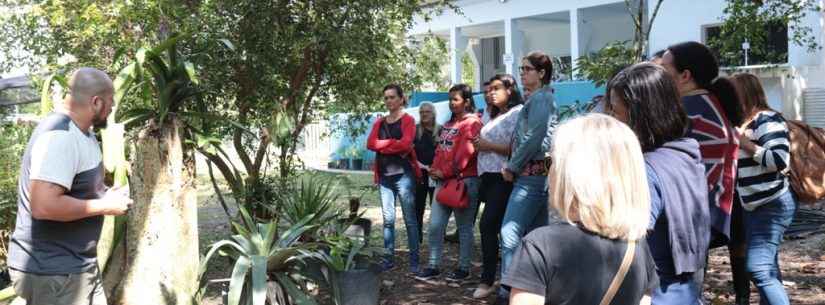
[478, 172, 513, 286]
[415, 171, 434, 242]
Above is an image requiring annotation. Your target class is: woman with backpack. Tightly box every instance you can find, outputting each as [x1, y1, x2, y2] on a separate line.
[731, 73, 796, 305]
[415, 84, 483, 283]
[473, 74, 524, 299]
[606, 63, 710, 304]
[366, 84, 422, 273]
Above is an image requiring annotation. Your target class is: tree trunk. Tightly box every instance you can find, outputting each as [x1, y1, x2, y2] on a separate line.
[104, 117, 199, 305]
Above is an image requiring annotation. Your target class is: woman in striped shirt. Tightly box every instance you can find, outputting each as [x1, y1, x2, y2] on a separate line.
[731, 73, 796, 305]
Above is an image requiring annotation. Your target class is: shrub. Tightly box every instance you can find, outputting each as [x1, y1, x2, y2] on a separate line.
[0, 123, 34, 266]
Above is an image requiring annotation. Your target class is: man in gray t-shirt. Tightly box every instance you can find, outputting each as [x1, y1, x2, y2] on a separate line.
[8, 68, 132, 305]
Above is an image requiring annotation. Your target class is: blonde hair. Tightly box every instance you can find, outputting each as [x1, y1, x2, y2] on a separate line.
[549, 113, 650, 241]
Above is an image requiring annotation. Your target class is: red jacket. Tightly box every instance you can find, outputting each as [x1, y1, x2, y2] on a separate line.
[431, 114, 482, 179]
[366, 113, 421, 184]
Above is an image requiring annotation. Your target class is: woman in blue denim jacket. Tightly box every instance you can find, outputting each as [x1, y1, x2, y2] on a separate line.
[496, 51, 558, 305]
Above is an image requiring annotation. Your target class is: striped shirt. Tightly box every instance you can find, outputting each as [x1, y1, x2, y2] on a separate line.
[682, 90, 739, 238]
[736, 111, 791, 211]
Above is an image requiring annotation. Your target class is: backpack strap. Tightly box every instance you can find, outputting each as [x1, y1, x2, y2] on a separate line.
[599, 240, 636, 305]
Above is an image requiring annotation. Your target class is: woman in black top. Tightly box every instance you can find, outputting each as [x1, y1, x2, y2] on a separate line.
[413, 102, 439, 243]
[504, 114, 657, 305]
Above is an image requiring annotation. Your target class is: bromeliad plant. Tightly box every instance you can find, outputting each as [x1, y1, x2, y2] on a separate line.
[199, 205, 335, 305]
[114, 34, 200, 128]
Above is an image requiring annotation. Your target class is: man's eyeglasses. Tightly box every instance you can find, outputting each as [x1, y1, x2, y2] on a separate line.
[519, 66, 537, 73]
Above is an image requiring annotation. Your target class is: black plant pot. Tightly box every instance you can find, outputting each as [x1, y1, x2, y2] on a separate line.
[351, 159, 364, 171]
[339, 158, 350, 169]
[333, 264, 380, 305]
[328, 161, 338, 169]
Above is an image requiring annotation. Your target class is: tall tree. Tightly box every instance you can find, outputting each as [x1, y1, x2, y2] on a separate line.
[0, 0, 455, 219]
[708, 0, 822, 66]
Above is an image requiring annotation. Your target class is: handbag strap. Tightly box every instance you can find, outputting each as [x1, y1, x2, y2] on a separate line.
[599, 240, 636, 305]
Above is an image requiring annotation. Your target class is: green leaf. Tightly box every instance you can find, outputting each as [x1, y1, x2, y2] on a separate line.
[218, 38, 236, 51]
[185, 62, 198, 85]
[0, 286, 15, 302]
[39, 73, 58, 116]
[250, 255, 268, 305]
[273, 273, 318, 305]
[228, 256, 251, 305]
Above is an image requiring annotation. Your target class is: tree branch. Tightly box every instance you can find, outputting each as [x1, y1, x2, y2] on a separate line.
[646, 0, 666, 37]
[233, 105, 254, 175]
[197, 147, 244, 202]
[624, 0, 643, 30]
[207, 160, 233, 221]
[251, 128, 271, 179]
[284, 46, 315, 109]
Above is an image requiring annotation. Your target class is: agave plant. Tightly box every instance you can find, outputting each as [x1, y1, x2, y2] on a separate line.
[273, 174, 344, 241]
[199, 205, 335, 305]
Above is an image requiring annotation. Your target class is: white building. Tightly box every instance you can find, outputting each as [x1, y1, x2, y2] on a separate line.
[410, 0, 825, 127]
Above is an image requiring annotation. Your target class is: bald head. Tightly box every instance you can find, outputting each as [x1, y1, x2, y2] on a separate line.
[68, 67, 113, 104]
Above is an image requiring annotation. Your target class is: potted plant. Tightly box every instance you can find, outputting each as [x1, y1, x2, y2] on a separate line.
[323, 233, 383, 305]
[335, 146, 350, 170]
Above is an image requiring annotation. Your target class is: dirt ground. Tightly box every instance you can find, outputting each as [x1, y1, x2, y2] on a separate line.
[198, 172, 825, 305]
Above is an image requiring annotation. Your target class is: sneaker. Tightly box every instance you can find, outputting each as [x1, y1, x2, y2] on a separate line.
[414, 268, 440, 281]
[473, 283, 495, 299]
[445, 269, 470, 282]
[409, 253, 420, 274]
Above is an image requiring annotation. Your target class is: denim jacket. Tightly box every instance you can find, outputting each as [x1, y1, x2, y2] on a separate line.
[506, 85, 558, 174]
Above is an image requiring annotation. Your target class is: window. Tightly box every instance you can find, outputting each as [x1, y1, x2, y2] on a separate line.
[704, 22, 789, 66]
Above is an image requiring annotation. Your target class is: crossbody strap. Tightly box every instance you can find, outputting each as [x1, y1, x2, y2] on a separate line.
[599, 240, 636, 305]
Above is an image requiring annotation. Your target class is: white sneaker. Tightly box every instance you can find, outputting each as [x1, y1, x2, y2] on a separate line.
[473, 283, 495, 299]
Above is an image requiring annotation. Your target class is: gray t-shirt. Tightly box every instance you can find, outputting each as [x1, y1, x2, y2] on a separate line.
[8, 113, 105, 274]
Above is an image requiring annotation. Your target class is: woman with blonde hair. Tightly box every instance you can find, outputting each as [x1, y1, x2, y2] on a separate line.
[503, 114, 657, 305]
[731, 73, 796, 305]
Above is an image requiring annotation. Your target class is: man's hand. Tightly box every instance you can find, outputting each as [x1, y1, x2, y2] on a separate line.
[429, 169, 444, 179]
[95, 185, 133, 216]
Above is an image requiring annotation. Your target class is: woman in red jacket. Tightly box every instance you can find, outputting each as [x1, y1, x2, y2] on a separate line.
[415, 84, 482, 282]
[366, 84, 422, 273]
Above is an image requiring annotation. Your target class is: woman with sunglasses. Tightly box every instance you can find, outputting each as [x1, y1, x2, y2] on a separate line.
[496, 51, 558, 305]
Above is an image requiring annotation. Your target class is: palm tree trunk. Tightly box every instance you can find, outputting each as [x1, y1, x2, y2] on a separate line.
[105, 117, 199, 305]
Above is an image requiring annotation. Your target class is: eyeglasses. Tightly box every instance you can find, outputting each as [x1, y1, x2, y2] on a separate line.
[519, 66, 537, 73]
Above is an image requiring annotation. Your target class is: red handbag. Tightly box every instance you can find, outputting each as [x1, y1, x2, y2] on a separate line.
[436, 178, 468, 209]
[436, 158, 468, 209]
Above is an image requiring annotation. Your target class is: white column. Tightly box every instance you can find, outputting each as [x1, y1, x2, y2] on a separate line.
[469, 39, 483, 91]
[570, 9, 580, 80]
[450, 27, 468, 85]
[504, 18, 524, 77]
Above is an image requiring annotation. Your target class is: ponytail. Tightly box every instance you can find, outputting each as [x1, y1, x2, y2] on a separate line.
[708, 77, 744, 126]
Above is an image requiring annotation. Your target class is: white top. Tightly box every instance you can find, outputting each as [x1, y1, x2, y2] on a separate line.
[477, 105, 523, 174]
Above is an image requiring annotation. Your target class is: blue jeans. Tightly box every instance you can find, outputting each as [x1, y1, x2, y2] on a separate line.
[744, 190, 796, 305]
[427, 176, 480, 271]
[378, 170, 420, 261]
[499, 175, 550, 297]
